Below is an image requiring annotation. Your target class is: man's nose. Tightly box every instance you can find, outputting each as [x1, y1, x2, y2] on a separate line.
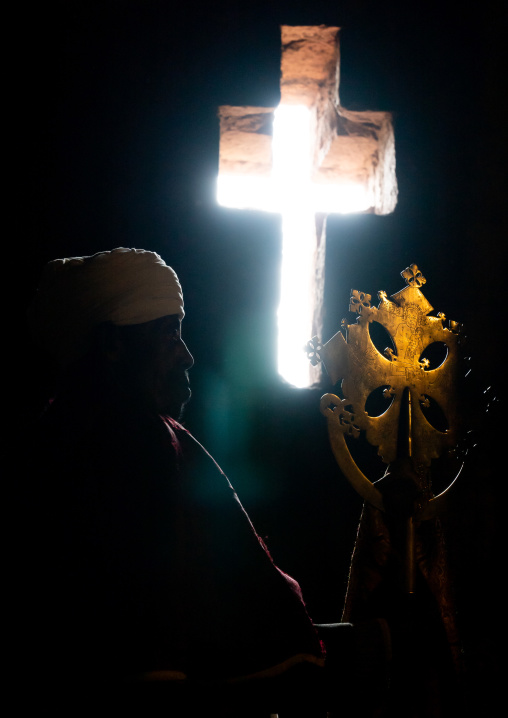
[180, 340, 194, 370]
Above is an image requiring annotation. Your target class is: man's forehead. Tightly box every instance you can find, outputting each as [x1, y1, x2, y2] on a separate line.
[153, 314, 182, 333]
[126, 314, 182, 346]
[128, 314, 181, 338]
[162, 314, 181, 327]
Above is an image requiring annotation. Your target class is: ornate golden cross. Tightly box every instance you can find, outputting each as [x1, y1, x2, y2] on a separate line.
[311, 264, 463, 592]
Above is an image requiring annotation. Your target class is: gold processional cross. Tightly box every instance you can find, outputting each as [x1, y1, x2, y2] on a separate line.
[218, 25, 398, 386]
[314, 263, 463, 593]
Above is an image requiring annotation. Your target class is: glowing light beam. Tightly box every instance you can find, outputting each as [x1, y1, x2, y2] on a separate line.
[218, 103, 370, 387]
[217, 26, 397, 388]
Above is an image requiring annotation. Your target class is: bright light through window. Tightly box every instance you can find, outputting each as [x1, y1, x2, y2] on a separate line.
[217, 103, 371, 387]
[273, 105, 314, 387]
[217, 175, 276, 213]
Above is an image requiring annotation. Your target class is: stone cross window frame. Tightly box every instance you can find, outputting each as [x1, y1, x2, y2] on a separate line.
[218, 25, 397, 387]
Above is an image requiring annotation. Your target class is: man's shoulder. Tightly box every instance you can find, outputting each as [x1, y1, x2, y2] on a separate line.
[161, 417, 228, 477]
[32, 385, 182, 478]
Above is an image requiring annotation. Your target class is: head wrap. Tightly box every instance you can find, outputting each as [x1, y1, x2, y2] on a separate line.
[28, 247, 184, 366]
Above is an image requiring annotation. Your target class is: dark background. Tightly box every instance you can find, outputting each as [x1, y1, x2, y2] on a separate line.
[18, 0, 503, 702]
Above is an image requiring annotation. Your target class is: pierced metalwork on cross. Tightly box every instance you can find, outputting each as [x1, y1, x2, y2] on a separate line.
[312, 264, 464, 591]
[317, 263, 462, 489]
[307, 264, 461, 593]
[217, 26, 397, 386]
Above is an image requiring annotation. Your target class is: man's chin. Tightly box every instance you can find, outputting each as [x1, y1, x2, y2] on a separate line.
[175, 389, 192, 421]
[162, 388, 191, 421]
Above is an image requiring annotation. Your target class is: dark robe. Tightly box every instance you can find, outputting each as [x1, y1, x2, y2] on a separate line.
[25, 365, 323, 688]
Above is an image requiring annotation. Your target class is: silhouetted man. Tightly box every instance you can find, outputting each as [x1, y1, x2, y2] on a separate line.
[26, 248, 386, 714]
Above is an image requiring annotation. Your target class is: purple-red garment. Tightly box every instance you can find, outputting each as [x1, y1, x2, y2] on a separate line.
[27, 370, 323, 682]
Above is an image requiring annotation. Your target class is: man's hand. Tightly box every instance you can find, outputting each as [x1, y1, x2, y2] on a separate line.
[374, 458, 420, 518]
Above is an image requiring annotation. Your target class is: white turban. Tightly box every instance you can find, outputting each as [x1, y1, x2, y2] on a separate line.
[29, 247, 184, 366]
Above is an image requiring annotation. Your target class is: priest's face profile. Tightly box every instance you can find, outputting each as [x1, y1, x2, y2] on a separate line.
[117, 313, 194, 420]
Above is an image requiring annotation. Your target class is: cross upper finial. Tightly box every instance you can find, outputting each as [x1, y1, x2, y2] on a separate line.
[401, 264, 427, 288]
[218, 26, 397, 216]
